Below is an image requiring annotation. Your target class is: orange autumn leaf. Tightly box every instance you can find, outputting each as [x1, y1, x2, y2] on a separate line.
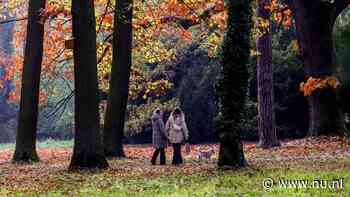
[299, 76, 341, 97]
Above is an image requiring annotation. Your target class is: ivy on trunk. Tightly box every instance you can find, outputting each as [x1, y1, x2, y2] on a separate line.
[216, 0, 252, 168]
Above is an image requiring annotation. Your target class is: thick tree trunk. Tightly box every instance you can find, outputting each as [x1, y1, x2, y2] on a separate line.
[257, 0, 280, 148]
[291, 0, 348, 136]
[69, 0, 109, 169]
[217, 0, 251, 168]
[13, 0, 46, 163]
[218, 133, 247, 168]
[103, 0, 133, 158]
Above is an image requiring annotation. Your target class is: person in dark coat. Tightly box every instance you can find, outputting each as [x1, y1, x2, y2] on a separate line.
[151, 108, 168, 165]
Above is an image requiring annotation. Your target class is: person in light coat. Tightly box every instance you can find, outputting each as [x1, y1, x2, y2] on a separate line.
[151, 108, 168, 165]
[165, 108, 189, 165]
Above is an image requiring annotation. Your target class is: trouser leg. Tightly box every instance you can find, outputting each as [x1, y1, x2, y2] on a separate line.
[172, 143, 181, 165]
[151, 148, 160, 165]
[178, 145, 183, 164]
[159, 148, 166, 165]
[172, 144, 177, 164]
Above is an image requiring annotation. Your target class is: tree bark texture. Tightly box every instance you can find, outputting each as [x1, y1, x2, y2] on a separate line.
[289, 0, 349, 136]
[257, 0, 280, 148]
[103, 0, 133, 158]
[69, 0, 109, 169]
[217, 0, 252, 168]
[13, 0, 46, 163]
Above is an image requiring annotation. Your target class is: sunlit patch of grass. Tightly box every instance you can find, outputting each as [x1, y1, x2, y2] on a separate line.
[70, 168, 350, 197]
[3, 160, 349, 197]
[1, 138, 350, 196]
[0, 143, 14, 150]
[0, 139, 73, 151]
[37, 139, 73, 149]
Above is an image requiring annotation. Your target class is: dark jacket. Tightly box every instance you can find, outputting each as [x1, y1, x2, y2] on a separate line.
[151, 112, 168, 148]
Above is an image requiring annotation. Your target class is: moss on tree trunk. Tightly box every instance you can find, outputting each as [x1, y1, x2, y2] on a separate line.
[216, 0, 252, 168]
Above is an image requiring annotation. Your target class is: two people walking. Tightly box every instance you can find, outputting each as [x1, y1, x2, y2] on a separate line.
[151, 107, 189, 166]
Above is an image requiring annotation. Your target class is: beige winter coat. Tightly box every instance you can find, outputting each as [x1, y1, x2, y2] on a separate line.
[165, 114, 189, 144]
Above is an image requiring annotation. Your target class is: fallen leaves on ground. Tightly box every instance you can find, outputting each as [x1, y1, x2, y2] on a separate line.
[0, 136, 350, 195]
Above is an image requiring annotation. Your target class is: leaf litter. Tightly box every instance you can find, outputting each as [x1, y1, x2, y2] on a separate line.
[0, 136, 350, 195]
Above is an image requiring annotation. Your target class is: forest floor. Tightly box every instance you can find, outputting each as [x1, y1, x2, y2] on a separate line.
[0, 136, 350, 196]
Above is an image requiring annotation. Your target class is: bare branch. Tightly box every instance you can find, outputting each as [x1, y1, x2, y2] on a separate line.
[0, 17, 27, 25]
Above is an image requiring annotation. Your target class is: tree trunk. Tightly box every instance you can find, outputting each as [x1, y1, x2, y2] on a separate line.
[13, 0, 46, 163]
[103, 0, 133, 158]
[257, 0, 280, 148]
[217, 0, 252, 168]
[290, 0, 348, 136]
[218, 133, 247, 168]
[69, 0, 109, 169]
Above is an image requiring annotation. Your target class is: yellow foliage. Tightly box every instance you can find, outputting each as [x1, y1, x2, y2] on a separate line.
[143, 79, 173, 100]
[255, 17, 270, 36]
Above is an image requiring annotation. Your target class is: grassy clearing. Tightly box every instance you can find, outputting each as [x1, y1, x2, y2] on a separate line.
[59, 169, 349, 197]
[1, 137, 350, 196]
[1, 160, 349, 197]
[0, 139, 73, 151]
[36, 139, 73, 149]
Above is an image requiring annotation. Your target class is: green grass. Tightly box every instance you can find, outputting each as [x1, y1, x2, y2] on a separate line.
[2, 165, 349, 197]
[0, 142, 14, 150]
[36, 139, 73, 149]
[0, 139, 73, 150]
[1, 139, 350, 196]
[66, 170, 350, 197]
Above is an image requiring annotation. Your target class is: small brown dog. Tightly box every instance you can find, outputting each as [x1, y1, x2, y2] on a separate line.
[197, 149, 214, 161]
